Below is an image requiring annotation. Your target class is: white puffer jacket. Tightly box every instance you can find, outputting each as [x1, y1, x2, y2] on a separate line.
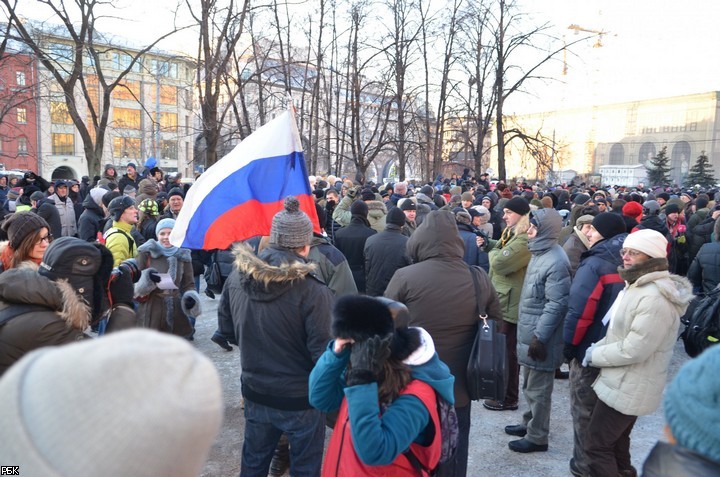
[591, 269, 693, 416]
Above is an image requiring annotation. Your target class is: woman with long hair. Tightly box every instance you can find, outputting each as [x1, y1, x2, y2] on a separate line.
[0, 212, 51, 273]
[309, 296, 455, 476]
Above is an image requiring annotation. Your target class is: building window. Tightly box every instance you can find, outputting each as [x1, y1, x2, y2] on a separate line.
[161, 140, 177, 160]
[638, 142, 656, 165]
[160, 85, 177, 105]
[16, 107, 27, 124]
[113, 107, 141, 129]
[16, 71, 26, 86]
[18, 137, 28, 154]
[609, 143, 624, 165]
[49, 43, 73, 63]
[52, 133, 75, 155]
[51, 101, 73, 124]
[112, 80, 141, 101]
[159, 112, 177, 132]
[113, 137, 141, 158]
[112, 52, 142, 73]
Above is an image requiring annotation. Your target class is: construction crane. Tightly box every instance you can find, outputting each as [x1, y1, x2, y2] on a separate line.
[563, 24, 609, 75]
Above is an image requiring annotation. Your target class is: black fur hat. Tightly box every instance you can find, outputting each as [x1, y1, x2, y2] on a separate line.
[332, 295, 423, 362]
[332, 295, 394, 342]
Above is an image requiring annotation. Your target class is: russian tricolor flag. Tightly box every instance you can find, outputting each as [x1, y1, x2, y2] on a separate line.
[170, 107, 320, 250]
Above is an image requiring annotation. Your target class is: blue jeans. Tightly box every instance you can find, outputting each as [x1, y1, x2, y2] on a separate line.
[240, 399, 325, 477]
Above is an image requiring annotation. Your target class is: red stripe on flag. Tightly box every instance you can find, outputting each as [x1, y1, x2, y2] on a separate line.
[202, 195, 321, 250]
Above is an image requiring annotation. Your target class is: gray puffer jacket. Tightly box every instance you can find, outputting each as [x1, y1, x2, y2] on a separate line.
[517, 208, 571, 371]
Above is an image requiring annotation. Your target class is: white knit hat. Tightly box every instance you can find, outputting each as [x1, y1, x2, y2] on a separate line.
[0, 329, 223, 476]
[623, 229, 668, 259]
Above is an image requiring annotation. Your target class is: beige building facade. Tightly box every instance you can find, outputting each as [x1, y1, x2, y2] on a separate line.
[500, 91, 720, 186]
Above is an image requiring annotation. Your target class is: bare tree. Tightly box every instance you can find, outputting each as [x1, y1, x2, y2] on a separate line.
[187, 0, 249, 169]
[2, 0, 181, 175]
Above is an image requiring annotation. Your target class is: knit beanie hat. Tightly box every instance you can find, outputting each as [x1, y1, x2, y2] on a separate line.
[461, 191, 474, 202]
[449, 185, 462, 197]
[156, 218, 176, 235]
[123, 184, 137, 195]
[386, 207, 406, 227]
[591, 212, 626, 240]
[573, 193, 592, 206]
[695, 197, 709, 210]
[420, 185, 434, 196]
[138, 198, 159, 217]
[1, 212, 50, 249]
[399, 199, 417, 211]
[623, 229, 668, 259]
[168, 187, 185, 200]
[350, 199, 369, 218]
[89, 187, 106, 208]
[29, 191, 46, 202]
[664, 203, 681, 215]
[361, 188, 376, 201]
[504, 196, 530, 216]
[108, 195, 136, 221]
[622, 201, 644, 221]
[663, 345, 720, 463]
[0, 329, 222, 476]
[269, 196, 313, 249]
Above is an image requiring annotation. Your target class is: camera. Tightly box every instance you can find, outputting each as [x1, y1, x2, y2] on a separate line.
[110, 258, 141, 283]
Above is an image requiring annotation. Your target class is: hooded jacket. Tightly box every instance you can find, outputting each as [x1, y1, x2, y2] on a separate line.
[309, 333, 455, 475]
[33, 197, 62, 240]
[385, 210, 501, 407]
[0, 269, 89, 375]
[563, 233, 627, 362]
[77, 192, 105, 242]
[517, 208, 571, 371]
[589, 261, 693, 416]
[218, 245, 333, 410]
[333, 196, 387, 233]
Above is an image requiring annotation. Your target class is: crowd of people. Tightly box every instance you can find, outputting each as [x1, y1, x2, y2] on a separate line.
[1, 163, 719, 476]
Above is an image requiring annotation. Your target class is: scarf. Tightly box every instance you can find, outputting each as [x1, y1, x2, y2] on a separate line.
[160, 244, 179, 257]
[618, 257, 669, 284]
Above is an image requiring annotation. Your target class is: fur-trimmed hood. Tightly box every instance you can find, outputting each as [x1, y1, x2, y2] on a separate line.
[366, 200, 387, 218]
[624, 265, 694, 312]
[0, 268, 89, 330]
[232, 243, 317, 301]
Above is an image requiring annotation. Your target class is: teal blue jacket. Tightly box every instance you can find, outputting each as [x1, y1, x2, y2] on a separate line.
[309, 341, 455, 466]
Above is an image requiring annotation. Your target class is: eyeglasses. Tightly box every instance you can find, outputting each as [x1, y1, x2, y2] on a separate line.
[37, 234, 53, 245]
[619, 248, 643, 258]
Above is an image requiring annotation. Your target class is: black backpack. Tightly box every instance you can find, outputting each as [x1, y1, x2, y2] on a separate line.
[680, 286, 720, 357]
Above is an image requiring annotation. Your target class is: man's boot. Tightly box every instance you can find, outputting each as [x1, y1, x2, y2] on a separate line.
[269, 434, 289, 476]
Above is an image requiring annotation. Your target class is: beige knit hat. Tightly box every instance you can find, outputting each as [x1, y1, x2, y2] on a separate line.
[0, 329, 223, 476]
[623, 229, 668, 259]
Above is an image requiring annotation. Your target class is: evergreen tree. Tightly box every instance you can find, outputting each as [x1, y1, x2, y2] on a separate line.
[645, 146, 672, 187]
[684, 151, 716, 188]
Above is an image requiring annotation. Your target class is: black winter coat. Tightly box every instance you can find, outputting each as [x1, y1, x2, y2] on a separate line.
[217, 246, 333, 411]
[117, 173, 141, 194]
[363, 224, 411, 297]
[334, 216, 377, 293]
[687, 241, 720, 293]
[563, 233, 627, 361]
[688, 215, 715, 263]
[34, 198, 62, 240]
[77, 193, 105, 242]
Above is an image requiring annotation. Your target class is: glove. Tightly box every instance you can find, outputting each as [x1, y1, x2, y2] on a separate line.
[582, 343, 596, 367]
[108, 268, 135, 307]
[345, 334, 393, 386]
[527, 335, 547, 361]
[183, 295, 197, 310]
[563, 343, 576, 362]
[147, 269, 161, 283]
